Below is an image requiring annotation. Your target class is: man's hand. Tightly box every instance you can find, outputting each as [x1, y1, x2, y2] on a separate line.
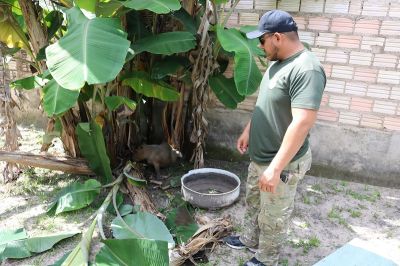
[259, 166, 281, 193]
[237, 122, 251, 154]
[236, 131, 249, 154]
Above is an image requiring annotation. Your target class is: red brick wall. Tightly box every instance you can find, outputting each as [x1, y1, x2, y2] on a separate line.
[218, 0, 400, 131]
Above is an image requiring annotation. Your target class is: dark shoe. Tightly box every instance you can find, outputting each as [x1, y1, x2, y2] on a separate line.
[223, 235, 246, 249]
[224, 236, 259, 253]
[243, 257, 266, 266]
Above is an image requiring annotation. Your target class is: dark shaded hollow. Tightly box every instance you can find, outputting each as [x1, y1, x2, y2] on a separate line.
[182, 173, 239, 194]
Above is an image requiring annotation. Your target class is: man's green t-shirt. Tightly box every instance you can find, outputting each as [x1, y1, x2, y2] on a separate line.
[249, 49, 326, 163]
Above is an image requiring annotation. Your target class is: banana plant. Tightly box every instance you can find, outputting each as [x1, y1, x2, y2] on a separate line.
[1, 0, 267, 263]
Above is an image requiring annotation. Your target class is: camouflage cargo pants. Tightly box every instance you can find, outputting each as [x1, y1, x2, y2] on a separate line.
[239, 148, 312, 265]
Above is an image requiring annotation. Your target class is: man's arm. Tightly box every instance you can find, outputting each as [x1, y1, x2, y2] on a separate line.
[259, 108, 317, 193]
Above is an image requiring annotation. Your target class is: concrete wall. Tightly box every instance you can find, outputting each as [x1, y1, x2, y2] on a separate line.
[208, 0, 400, 187]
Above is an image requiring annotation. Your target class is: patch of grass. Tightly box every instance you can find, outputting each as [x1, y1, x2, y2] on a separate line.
[6, 169, 77, 199]
[311, 184, 322, 192]
[357, 203, 367, 209]
[340, 181, 348, 187]
[329, 183, 344, 193]
[280, 258, 289, 266]
[238, 257, 246, 265]
[233, 224, 244, 233]
[291, 236, 320, 254]
[35, 214, 58, 231]
[328, 207, 352, 230]
[303, 195, 311, 204]
[346, 189, 381, 202]
[349, 209, 362, 218]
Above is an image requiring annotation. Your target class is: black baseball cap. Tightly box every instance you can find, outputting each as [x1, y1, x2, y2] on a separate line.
[246, 10, 298, 39]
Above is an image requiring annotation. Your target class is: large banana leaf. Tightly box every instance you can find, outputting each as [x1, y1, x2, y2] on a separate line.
[0, 228, 28, 260]
[76, 121, 113, 183]
[111, 212, 175, 247]
[209, 75, 245, 109]
[171, 8, 197, 34]
[45, 7, 130, 90]
[216, 26, 264, 56]
[42, 79, 80, 116]
[75, 0, 96, 13]
[10, 74, 49, 90]
[96, 0, 123, 17]
[151, 56, 190, 79]
[105, 96, 136, 112]
[47, 179, 101, 215]
[123, 72, 180, 101]
[123, 0, 181, 14]
[132, 31, 196, 55]
[0, 228, 27, 245]
[0, 5, 29, 49]
[0, 239, 31, 261]
[234, 52, 263, 96]
[0, 229, 79, 261]
[24, 232, 79, 253]
[61, 219, 97, 266]
[95, 239, 169, 266]
[216, 26, 263, 96]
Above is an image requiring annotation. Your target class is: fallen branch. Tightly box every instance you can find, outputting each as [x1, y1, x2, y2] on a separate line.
[170, 216, 232, 265]
[0, 151, 93, 175]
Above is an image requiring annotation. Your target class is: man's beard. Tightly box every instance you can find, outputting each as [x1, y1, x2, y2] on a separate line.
[267, 45, 279, 61]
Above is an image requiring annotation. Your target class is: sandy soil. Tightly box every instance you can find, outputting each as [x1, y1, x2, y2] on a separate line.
[1, 126, 399, 266]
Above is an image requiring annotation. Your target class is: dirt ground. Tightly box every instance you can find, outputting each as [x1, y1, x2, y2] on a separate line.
[1, 126, 400, 266]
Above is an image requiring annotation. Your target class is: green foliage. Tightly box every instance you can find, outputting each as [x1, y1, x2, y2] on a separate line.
[46, 7, 130, 90]
[105, 96, 137, 112]
[123, 0, 181, 14]
[346, 189, 381, 202]
[111, 212, 175, 247]
[171, 8, 197, 34]
[42, 79, 80, 116]
[123, 72, 180, 101]
[165, 204, 198, 244]
[132, 31, 196, 55]
[216, 26, 263, 95]
[291, 236, 320, 254]
[76, 121, 113, 183]
[62, 219, 97, 265]
[96, 0, 124, 17]
[44, 10, 64, 39]
[95, 239, 169, 266]
[10, 74, 49, 90]
[209, 74, 245, 109]
[23, 232, 79, 253]
[233, 52, 263, 96]
[0, 228, 79, 261]
[150, 56, 190, 79]
[47, 179, 101, 215]
[349, 209, 362, 218]
[0, 5, 29, 49]
[74, 0, 97, 13]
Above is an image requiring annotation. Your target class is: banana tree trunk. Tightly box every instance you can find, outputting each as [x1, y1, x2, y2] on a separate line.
[189, 0, 217, 168]
[17, 0, 47, 70]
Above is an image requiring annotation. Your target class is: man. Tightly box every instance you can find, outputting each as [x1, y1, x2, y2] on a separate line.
[223, 10, 326, 266]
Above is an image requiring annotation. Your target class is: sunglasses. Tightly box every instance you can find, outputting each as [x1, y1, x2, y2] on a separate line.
[258, 33, 275, 45]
